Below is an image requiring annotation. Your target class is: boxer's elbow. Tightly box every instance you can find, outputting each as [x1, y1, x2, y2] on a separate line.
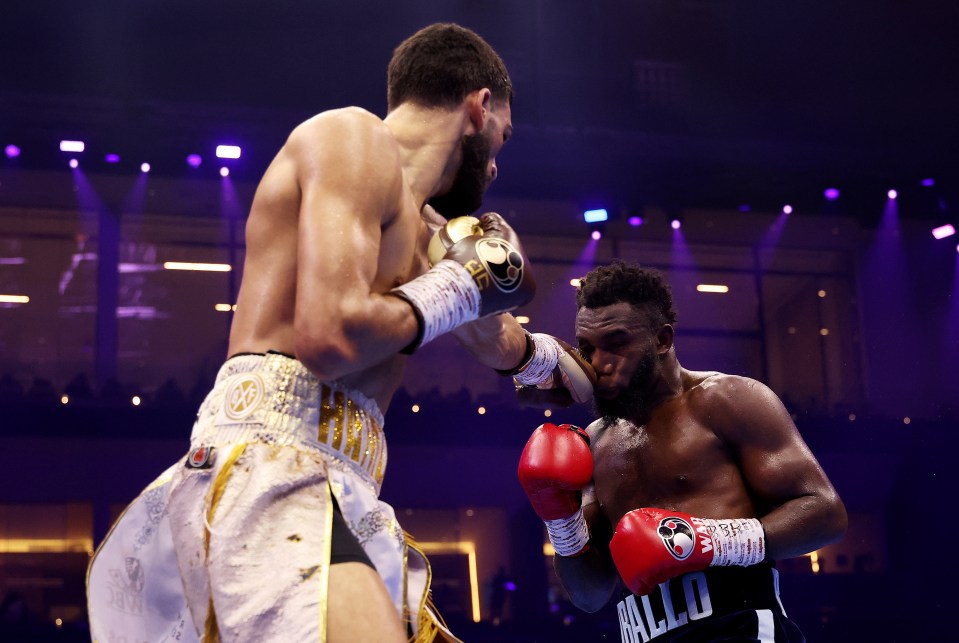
[567, 588, 612, 614]
[293, 326, 358, 381]
[824, 492, 849, 544]
[554, 556, 618, 613]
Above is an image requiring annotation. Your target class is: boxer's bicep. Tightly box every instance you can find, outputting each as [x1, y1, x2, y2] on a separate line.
[711, 377, 847, 559]
[723, 380, 832, 507]
[290, 114, 415, 377]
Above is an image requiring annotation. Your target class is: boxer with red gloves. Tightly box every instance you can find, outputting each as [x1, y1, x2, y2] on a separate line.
[518, 261, 847, 642]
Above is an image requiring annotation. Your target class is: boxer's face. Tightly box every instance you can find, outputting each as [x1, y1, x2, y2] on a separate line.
[428, 131, 491, 217]
[593, 343, 657, 420]
[429, 100, 512, 217]
[575, 301, 661, 419]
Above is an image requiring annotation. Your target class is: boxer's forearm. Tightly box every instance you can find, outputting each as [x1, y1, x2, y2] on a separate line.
[757, 491, 847, 561]
[553, 546, 619, 613]
[450, 313, 529, 370]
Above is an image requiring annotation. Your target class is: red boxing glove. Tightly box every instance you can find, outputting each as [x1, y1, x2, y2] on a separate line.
[610, 508, 766, 597]
[518, 423, 593, 556]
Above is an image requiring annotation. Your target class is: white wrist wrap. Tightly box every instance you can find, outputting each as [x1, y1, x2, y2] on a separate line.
[513, 333, 561, 386]
[700, 517, 766, 567]
[545, 507, 590, 557]
[393, 259, 481, 347]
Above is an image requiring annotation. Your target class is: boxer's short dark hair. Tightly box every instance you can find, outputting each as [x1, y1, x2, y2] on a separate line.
[576, 260, 678, 330]
[387, 23, 513, 111]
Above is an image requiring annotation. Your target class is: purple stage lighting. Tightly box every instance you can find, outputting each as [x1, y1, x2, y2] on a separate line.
[670, 219, 681, 230]
[628, 216, 643, 226]
[887, 189, 898, 200]
[187, 154, 202, 168]
[824, 188, 840, 201]
[782, 205, 794, 215]
[921, 178, 935, 187]
[140, 163, 151, 173]
[932, 224, 956, 240]
[216, 145, 241, 160]
[738, 204, 751, 212]
[591, 230, 602, 240]
[69, 159, 79, 169]
[220, 167, 230, 177]
[4, 144, 20, 158]
[583, 208, 608, 223]
[105, 153, 120, 163]
[60, 140, 85, 153]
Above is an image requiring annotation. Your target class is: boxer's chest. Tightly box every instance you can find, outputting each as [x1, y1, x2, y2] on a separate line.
[591, 415, 728, 524]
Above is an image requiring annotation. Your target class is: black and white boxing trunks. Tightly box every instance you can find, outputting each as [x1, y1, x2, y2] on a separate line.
[615, 563, 805, 642]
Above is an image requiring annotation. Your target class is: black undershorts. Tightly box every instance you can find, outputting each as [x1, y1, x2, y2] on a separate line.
[330, 496, 375, 568]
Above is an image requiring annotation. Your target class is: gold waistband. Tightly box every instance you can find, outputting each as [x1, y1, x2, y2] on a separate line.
[191, 352, 387, 490]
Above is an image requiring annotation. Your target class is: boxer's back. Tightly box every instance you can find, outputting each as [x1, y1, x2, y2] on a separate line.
[227, 107, 427, 410]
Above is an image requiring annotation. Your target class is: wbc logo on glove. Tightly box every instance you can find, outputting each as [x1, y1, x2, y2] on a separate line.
[657, 516, 698, 561]
[473, 238, 525, 293]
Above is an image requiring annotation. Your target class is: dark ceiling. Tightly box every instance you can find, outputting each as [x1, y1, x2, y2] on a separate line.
[2, 1, 957, 224]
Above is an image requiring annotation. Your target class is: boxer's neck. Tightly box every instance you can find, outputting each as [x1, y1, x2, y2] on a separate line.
[385, 103, 472, 211]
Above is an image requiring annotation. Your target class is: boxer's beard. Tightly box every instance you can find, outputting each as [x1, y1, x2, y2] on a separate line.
[428, 132, 491, 217]
[595, 346, 657, 422]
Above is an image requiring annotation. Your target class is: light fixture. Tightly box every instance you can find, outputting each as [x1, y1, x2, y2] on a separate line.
[163, 262, 232, 272]
[583, 208, 608, 223]
[216, 145, 241, 159]
[932, 224, 955, 240]
[696, 284, 729, 293]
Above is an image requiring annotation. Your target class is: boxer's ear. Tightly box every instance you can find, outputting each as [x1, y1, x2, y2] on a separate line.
[466, 88, 492, 132]
[656, 324, 675, 355]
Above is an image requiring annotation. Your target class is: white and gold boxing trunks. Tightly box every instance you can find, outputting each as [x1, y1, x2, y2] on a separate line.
[87, 352, 458, 642]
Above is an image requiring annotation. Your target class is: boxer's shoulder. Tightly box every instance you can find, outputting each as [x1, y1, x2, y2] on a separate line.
[685, 371, 763, 405]
[682, 368, 725, 391]
[297, 106, 385, 130]
[284, 108, 403, 199]
[289, 108, 398, 160]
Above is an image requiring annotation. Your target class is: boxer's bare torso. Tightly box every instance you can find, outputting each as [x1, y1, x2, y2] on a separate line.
[585, 371, 762, 530]
[227, 107, 445, 411]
